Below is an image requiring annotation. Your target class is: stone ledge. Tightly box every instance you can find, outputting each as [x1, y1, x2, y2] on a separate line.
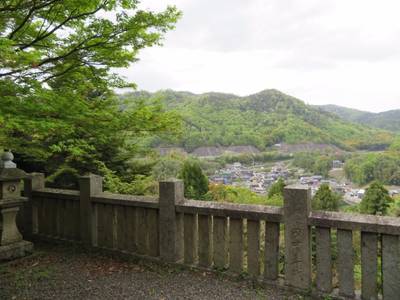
[310, 211, 400, 235]
[92, 194, 159, 208]
[176, 200, 283, 222]
[32, 188, 80, 201]
[0, 240, 33, 261]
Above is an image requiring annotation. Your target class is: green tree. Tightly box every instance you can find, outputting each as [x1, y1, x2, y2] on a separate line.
[312, 184, 340, 211]
[267, 177, 286, 199]
[0, 1, 180, 88]
[179, 160, 208, 200]
[152, 156, 183, 181]
[0, 1, 181, 189]
[360, 181, 392, 215]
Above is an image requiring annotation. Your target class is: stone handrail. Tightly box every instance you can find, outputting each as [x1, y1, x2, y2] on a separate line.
[176, 200, 283, 222]
[92, 193, 158, 209]
[32, 188, 80, 200]
[21, 174, 400, 300]
[310, 210, 400, 235]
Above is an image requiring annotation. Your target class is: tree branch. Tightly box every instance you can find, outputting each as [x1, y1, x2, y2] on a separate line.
[7, 0, 63, 39]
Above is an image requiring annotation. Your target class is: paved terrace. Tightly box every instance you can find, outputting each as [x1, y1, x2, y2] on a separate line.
[0, 241, 301, 300]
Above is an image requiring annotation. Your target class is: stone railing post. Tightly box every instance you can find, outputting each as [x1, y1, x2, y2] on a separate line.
[79, 174, 103, 245]
[23, 173, 45, 236]
[283, 185, 312, 290]
[159, 180, 184, 262]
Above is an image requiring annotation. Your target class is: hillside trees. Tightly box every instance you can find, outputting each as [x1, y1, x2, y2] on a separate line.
[293, 152, 337, 177]
[360, 182, 392, 215]
[123, 90, 394, 151]
[267, 178, 286, 199]
[0, 1, 181, 189]
[179, 160, 209, 199]
[345, 152, 400, 185]
[312, 184, 340, 211]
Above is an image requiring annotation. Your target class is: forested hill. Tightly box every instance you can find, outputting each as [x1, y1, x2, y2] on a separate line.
[318, 104, 400, 132]
[121, 89, 394, 151]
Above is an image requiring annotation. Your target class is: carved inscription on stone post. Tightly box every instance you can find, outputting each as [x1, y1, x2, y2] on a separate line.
[283, 185, 311, 290]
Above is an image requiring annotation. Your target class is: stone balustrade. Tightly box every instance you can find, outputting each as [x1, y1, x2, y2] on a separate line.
[19, 173, 400, 299]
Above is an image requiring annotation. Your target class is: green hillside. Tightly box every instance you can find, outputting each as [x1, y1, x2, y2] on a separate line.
[122, 89, 394, 151]
[318, 104, 400, 132]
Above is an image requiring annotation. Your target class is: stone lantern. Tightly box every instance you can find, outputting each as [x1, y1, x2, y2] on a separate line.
[0, 150, 33, 260]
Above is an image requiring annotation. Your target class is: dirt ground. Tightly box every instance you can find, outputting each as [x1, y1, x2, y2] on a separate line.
[0, 241, 305, 300]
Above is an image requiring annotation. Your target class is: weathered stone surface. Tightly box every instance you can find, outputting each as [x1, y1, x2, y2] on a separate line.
[176, 200, 282, 222]
[116, 206, 127, 250]
[264, 221, 280, 280]
[92, 194, 158, 209]
[97, 203, 113, 248]
[184, 213, 197, 264]
[229, 218, 243, 273]
[72, 200, 80, 240]
[283, 186, 311, 290]
[315, 227, 332, 293]
[63, 200, 74, 239]
[136, 207, 147, 254]
[126, 206, 137, 252]
[361, 232, 378, 300]
[198, 214, 212, 267]
[381, 234, 400, 300]
[337, 229, 354, 298]
[0, 240, 33, 261]
[0, 207, 22, 245]
[33, 188, 80, 201]
[247, 219, 260, 277]
[310, 211, 400, 235]
[159, 180, 184, 262]
[213, 216, 227, 269]
[57, 198, 65, 239]
[175, 212, 184, 261]
[22, 173, 45, 236]
[79, 174, 103, 244]
[146, 208, 159, 257]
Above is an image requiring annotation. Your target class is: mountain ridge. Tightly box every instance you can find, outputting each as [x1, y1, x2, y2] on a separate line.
[121, 89, 395, 151]
[317, 104, 400, 132]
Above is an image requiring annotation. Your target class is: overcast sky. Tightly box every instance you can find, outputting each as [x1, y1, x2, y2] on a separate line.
[118, 0, 400, 113]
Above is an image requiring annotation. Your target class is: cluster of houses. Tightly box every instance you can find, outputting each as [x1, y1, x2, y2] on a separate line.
[300, 176, 347, 197]
[209, 162, 290, 194]
[209, 159, 400, 203]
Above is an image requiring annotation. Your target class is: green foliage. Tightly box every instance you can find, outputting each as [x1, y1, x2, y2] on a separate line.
[319, 105, 400, 133]
[360, 182, 392, 215]
[179, 160, 209, 200]
[267, 178, 286, 199]
[151, 153, 184, 181]
[205, 184, 283, 206]
[293, 152, 342, 177]
[123, 89, 394, 151]
[388, 196, 400, 217]
[0, 1, 180, 88]
[0, 1, 181, 190]
[312, 184, 340, 211]
[389, 137, 400, 151]
[345, 152, 400, 185]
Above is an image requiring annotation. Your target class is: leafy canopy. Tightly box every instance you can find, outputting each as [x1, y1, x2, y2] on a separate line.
[0, 0, 180, 87]
[267, 177, 286, 199]
[360, 181, 392, 215]
[312, 183, 340, 211]
[0, 1, 181, 189]
[179, 160, 209, 200]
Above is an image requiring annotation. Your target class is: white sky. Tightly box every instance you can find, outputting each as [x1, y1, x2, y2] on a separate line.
[117, 0, 400, 113]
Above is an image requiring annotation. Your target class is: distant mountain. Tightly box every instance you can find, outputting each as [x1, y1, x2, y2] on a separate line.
[318, 104, 400, 132]
[121, 89, 394, 151]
